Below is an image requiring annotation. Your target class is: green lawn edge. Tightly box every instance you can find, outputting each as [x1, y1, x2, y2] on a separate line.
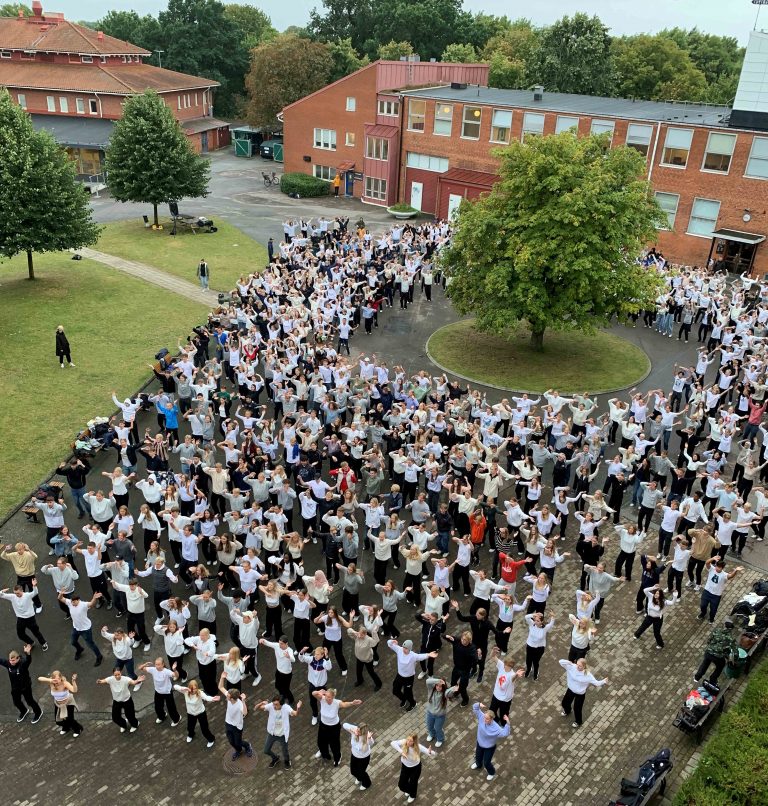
[426, 319, 650, 394]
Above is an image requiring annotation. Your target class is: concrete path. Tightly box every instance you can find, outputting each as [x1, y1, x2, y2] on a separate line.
[77, 247, 216, 306]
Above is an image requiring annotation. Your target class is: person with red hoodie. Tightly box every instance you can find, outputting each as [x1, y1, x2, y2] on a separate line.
[742, 396, 767, 446]
[496, 545, 528, 598]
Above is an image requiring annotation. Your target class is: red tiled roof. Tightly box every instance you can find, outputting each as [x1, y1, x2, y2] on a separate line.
[364, 123, 399, 138]
[0, 61, 219, 93]
[438, 167, 498, 186]
[0, 16, 150, 55]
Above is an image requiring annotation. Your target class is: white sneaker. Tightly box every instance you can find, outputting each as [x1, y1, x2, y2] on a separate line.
[685, 581, 694, 588]
[572, 722, 579, 728]
[252, 673, 262, 687]
[341, 670, 347, 677]
[143, 644, 151, 652]
[315, 750, 322, 759]
[120, 727, 126, 733]
[207, 740, 215, 748]
[311, 716, 318, 726]
[407, 798, 416, 804]
[435, 741, 443, 747]
[694, 584, 701, 592]
[155, 617, 162, 625]
[156, 718, 163, 724]
[426, 734, 433, 742]
[471, 763, 479, 770]
[417, 671, 426, 679]
[186, 736, 193, 743]
[130, 725, 138, 733]
[486, 774, 495, 782]
[35, 606, 43, 614]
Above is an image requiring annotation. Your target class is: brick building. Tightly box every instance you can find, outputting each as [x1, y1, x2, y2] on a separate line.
[283, 34, 768, 275]
[0, 2, 229, 177]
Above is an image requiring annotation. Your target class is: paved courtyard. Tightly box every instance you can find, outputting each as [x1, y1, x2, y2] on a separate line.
[3, 170, 767, 805]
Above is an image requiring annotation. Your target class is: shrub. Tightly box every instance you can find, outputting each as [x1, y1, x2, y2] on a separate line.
[388, 203, 417, 213]
[279, 173, 330, 198]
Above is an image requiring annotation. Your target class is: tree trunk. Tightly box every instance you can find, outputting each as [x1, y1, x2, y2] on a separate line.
[529, 326, 545, 351]
[26, 249, 35, 280]
[153, 203, 159, 227]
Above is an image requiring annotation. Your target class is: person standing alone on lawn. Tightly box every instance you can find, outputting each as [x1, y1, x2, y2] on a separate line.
[56, 325, 74, 368]
[197, 259, 209, 291]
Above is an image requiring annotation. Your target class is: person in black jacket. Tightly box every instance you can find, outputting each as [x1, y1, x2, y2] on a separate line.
[415, 612, 446, 679]
[636, 555, 665, 613]
[0, 644, 43, 723]
[56, 458, 91, 518]
[451, 603, 510, 684]
[607, 472, 631, 524]
[55, 325, 74, 368]
[576, 534, 605, 590]
[442, 630, 481, 706]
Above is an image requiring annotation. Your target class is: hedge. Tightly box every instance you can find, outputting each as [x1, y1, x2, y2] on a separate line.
[280, 172, 331, 198]
[673, 658, 768, 806]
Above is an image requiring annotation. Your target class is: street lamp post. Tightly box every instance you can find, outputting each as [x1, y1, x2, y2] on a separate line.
[154, 49, 165, 68]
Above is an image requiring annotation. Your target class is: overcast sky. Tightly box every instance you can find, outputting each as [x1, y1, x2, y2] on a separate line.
[51, 0, 763, 44]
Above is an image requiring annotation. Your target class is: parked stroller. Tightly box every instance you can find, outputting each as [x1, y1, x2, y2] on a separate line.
[609, 748, 672, 805]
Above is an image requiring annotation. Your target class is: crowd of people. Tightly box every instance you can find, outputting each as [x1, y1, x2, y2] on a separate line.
[2, 220, 766, 799]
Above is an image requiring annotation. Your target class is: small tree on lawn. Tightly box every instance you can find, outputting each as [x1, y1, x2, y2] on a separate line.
[0, 90, 100, 280]
[106, 90, 210, 227]
[441, 132, 666, 351]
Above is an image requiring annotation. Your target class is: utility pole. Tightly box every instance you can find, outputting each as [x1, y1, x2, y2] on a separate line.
[154, 49, 165, 68]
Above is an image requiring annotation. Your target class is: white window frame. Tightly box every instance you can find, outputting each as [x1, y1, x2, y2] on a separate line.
[59, 97, 68, 113]
[46, 96, 55, 112]
[377, 99, 399, 117]
[365, 136, 388, 161]
[555, 115, 579, 134]
[626, 123, 653, 156]
[490, 109, 512, 144]
[461, 106, 482, 140]
[522, 112, 545, 139]
[89, 99, 98, 114]
[746, 136, 768, 180]
[364, 176, 387, 201]
[345, 132, 355, 147]
[654, 191, 679, 230]
[17, 93, 26, 109]
[661, 127, 693, 169]
[405, 152, 449, 173]
[433, 103, 453, 137]
[313, 165, 334, 181]
[76, 98, 85, 114]
[346, 96, 356, 112]
[687, 197, 721, 238]
[0, 50, 11, 58]
[407, 99, 426, 132]
[81, 54, 93, 63]
[701, 132, 737, 175]
[590, 119, 615, 142]
[100, 55, 107, 64]
[313, 128, 337, 151]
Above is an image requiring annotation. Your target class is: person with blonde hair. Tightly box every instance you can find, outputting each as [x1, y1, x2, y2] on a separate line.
[343, 721, 375, 790]
[55, 325, 74, 367]
[390, 732, 435, 802]
[38, 669, 82, 736]
[558, 657, 609, 727]
[173, 678, 219, 746]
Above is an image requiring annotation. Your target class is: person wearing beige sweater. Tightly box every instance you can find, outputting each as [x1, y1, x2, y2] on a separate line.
[1, 543, 41, 609]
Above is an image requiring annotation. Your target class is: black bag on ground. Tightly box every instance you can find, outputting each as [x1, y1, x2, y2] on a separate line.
[33, 483, 58, 500]
[753, 579, 768, 597]
[155, 348, 169, 361]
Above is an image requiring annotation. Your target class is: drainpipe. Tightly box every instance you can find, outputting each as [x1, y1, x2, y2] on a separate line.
[647, 121, 661, 183]
[395, 92, 405, 205]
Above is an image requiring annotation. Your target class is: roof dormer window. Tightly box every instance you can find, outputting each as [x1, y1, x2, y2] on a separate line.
[81, 55, 93, 63]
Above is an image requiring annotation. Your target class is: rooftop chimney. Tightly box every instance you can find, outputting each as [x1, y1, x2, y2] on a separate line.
[533, 85, 544, 101]
[31, 0, 43, 17]
[97, 30, 104, 40]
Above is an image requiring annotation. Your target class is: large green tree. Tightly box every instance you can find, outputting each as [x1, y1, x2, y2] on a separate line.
[482, 19, 540, 89]
[244, 34, 333, 125]
[328, 37, 369, 82]
[97, 11, 163, 61]
[529, 13, 615, 96]
[440, 43, 477, 63]
[105, 90, 210, 227]
[0, 91, 100, 279]
[612, 34, 708, 102]
[223, 3, 276, 49]
[0, 3, 30, 16]
[377, 40, 413, 60]
[441, 133, 665, 350]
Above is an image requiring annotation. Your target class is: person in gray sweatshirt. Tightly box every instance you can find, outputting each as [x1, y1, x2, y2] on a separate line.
[40, 558, 79, 618]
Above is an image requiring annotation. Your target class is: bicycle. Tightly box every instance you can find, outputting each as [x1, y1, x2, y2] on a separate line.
[262, 172, 280, 188]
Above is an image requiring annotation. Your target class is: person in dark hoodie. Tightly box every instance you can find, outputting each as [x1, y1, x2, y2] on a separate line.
[451, 603, 511, 684]
[414, 611, 446, 679]
[55, 325, 74, 368]
[0, 643, 43, 723]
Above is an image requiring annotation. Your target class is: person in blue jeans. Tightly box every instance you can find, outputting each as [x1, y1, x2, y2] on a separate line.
[425, 676, 457, 747]
[470, 701, 510, 782]
[697, 556, 744, 624]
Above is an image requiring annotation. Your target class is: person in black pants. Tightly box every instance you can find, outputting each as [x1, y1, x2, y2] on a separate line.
[414, 611, 446, 679]
[55, 325, 74, 367]
[97, 669, 143, 732]
[452, 603, 510, 684]
[693, 621, 738, 686]
[139, 658, 180, 725]
[443, 631, 480, 706]
[635, 556, 664, 613]
[0, 584, 48, 650]
[0, 644, 44, 723]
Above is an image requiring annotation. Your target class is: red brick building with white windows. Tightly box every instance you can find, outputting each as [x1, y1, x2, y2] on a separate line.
[283, 35, 768, 275]
[0, 2, 229, 177]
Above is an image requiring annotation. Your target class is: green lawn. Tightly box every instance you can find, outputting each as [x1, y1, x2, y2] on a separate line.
[0, 251, 207, 518]
[427, 319, 650, 393]
[674, 659, 768, 806]
[96, 218, 269, 291]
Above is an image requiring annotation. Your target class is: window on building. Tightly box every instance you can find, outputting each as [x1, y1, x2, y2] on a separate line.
[365, 136, 388, 160]
[100, 55, 107, 63]
[46, 96, 55, 112]
[462, 106, 482, 139]
[89, 99, 98, 114]
[405, 152, 449, 172]
[345, 132, 356, 147]
[313, 165, 334, 181]
[59, 97, 68, 113]
[81, 54, 93, 63]
[661, 128, 693, 167]
[702, 132, 737, 173]
[522, 112, 545, 138]
[364, 176, 387, 200]
[121, 55, 128, 63]
[17, 93, 26, 109]
[626, 124, 653, 156]
[590, 119, 615, 141]
[0, 50, 11, 58]
[20, 50, 34, 60]
[177, 95, 181, 110]
[195, 93, 199, 106]
[490, 109, 512, 143]
[314, 128, 337, 150]
[688, 197, 721, 237]
[378, 99, 399, 116]
[76, 98, 85, 114]
[555, 115, 579, 134]
[654, 191, 679, 230]
[433, 103, 453, 136]
[407, 99, 426, 132]
[746, 136, 768, 179]
[346, 96, 356, 112]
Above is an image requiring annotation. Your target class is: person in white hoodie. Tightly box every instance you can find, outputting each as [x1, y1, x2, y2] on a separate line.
[173, 679, 219, 747]
[558, 658, 609, 727]
[231, 608, 261, 686]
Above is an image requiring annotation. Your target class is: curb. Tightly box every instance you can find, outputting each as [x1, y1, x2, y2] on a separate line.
[425, 323, 652, 396]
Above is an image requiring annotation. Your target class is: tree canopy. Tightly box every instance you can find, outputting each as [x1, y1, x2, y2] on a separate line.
[0, 90, 100, 279]
[377, 40, 413, 60]
[223, 3, 276, 49]
[441, 132, 665, 350]
[440, 42, 477, 63]
[105, 90, 210, 227]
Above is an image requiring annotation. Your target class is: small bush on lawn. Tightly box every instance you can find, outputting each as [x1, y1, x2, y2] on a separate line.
[280, 173, 330, 197]
[674, 659, 768, 806]
[389, 203, 417, 213]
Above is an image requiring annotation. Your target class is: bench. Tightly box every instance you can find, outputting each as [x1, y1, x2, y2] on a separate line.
[23, 480, 65, 523]
[673, 678, 732, 743]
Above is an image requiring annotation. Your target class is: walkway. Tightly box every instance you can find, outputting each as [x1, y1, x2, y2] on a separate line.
[78, 247, 217, 305]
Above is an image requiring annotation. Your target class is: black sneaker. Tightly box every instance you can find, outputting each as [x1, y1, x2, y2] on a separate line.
[284, 760, 291, 769]
[94, 657, 103, 667]
[269, 757, 280, 768]
[16, 709, 29, 723]
[245, 745, 253, 758]
[74, 650, 83, 661]
[31, 710, 43, 724]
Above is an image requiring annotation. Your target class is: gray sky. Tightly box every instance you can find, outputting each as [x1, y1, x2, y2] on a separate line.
[49, 0, 762, 44]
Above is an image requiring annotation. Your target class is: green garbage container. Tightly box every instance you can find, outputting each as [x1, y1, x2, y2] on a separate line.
[725, 648, 748, 678]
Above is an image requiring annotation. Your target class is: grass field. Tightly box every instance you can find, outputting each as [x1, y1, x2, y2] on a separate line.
[427, 319, 650, 393]
[96, 218, 269, 291]
[0, 251, 207, 518]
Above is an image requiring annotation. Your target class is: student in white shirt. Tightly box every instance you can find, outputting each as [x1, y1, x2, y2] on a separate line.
[391, 733, 436, 803]
[488, 650, 524, 723]
[558, 658, 609, 727]
[344, 721, 375, 791]
[96, 668, 145, 733]
[257, 695, 302, 769]
[311, 687, 363, 766]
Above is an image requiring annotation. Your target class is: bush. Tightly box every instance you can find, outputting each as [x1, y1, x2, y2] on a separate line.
[279, 173, 330, 198]
[388, 203, 417, 213]
[673, 659, 768, 806]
